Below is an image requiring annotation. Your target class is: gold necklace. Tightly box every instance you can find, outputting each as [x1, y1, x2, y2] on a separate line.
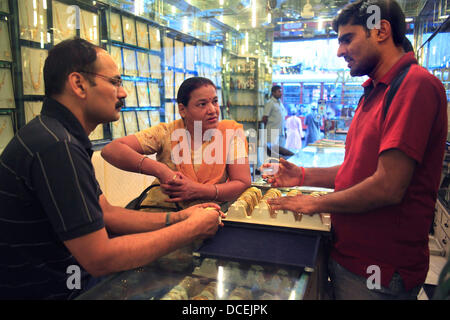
[138, 53, 149, 76]
[136, 83, 148, 103]
[110, 14, 120, 35]
[0, 22, 11, 60]
[0, 119, 7, 136]
[123, 19, 134, 42]
[0, 70, 6, 91]
[81, 11, 97, 43]
[26, 102, 40, 120]
[54, 7, 73, 40]
[22, 1, 39, 41]
[29, 53, 43, 90]
[137, 23, 148, 47]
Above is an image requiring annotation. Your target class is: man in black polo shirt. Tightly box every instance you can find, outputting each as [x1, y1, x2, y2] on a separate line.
[0, 38, 222, 299]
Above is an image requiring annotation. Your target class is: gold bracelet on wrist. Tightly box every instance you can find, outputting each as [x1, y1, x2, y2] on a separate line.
[138, 155, 147, 174]
[165, 212, 171, 226]
[213, 184, 219, 201]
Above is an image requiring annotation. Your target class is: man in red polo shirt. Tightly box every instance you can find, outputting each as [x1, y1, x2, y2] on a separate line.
[264, 0, 447, 299]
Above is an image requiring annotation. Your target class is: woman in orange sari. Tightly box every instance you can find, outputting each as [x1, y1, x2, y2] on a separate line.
[101, 77, 251, 208]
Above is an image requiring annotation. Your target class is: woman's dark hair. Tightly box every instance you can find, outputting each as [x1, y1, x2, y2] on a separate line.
[44, 37, 100, 97]
[332, 0, 406, 47]
[177, 77, 216, 106]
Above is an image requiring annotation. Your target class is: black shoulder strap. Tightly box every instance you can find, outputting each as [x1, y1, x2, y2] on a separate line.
[356, 61, 416, 120]
[383, 64, 414, 119]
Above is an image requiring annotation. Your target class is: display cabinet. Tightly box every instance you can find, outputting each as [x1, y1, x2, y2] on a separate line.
[106, 7, 164, 140]
[2, 0, 228, 149]
[0, 3, 15, 154]
[77, 184, 333, 301]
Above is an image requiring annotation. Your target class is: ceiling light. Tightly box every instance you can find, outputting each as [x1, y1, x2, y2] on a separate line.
[252, 0, 257, 28]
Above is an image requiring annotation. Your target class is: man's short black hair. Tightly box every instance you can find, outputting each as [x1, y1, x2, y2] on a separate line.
[44, 37, 101, 97]
[271, 85, 282, 94]
[332, 0, 406, 47]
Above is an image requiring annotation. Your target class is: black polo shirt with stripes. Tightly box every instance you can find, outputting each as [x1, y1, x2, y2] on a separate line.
[0, 97, 105, 299]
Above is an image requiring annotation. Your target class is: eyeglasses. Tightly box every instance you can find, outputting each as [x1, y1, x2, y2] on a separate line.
[79, 71, 123, 88]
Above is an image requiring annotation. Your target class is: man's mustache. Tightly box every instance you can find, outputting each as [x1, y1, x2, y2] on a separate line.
[115, 98, 125, 109]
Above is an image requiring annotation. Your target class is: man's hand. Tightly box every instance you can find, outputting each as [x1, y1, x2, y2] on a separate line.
[186, 205, 224, 239]
[261, 158, 303, 187]
[267, 194, 319, 216]
[177, 203, 224, 223]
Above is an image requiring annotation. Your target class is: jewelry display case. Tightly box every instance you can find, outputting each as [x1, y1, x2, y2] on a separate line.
[18, 0, 48, 44]
[0, 20, 12, 62]
[136, 21, 149, 50]
[165, 101, 174, 123]
[148, 82, 160, 107]
[122, 111, 139, 135]
[164, 69, 174, 99]
[52, 1, 77, 45]
[0, 68, 15, 109]
[163, 36, 173, 68]
[149, 54, 161, 79]
[0, 113, 14, 154]
[148, 25, 161, 52]
[136, 51, 150, 78]
[122, 15, 136, 46]
[109, 45, 123, 75]
[136, 110, 150, 131]
[149, 110, 160, 126]
[24, 101, 41, 123]
[77, 184, 333, 300]
[174, 39, 184, 70]
[88, 123, 104, 141]
[21, 46, 47, 96]
[122, 48, 138, 77]
[5, 1, 229, 147]
[135, 81, 150, 107]
[111, 116, 125, 140]
[0, 0, 9, 13]
[108, 11, 122, 42]
[123, 80, 138, 108]
[80, 8, 99, 46]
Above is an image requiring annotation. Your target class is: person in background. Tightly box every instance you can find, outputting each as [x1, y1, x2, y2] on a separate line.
[262, 85, 288, 149]
[285, 105, 304, 152]
[0, 38, 223, 299]
[101, 77, 251, 209]
[263, 0, 447, 300]
[304, 104, 322, 146]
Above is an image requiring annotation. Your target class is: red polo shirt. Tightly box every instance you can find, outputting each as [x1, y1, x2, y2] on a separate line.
[331, 52, 447, 291]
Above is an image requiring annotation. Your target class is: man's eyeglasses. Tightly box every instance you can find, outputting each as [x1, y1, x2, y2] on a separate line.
[79, 71, 123, 88]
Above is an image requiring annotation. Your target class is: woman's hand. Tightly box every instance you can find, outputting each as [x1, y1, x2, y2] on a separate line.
[267, 194, 318, 216]
[161, 172, 209, 202]
[261, 158, 303, 187]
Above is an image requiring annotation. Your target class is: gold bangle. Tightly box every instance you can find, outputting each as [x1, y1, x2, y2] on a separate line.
[213, 184, 219, 201]
[138, 155, 147, 174]
[165, 212, 171, 226]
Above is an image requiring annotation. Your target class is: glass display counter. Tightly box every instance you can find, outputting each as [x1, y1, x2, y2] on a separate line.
[77, 193, 330, 301]
[77, 146, 343, 300]
[76, 245, 327, 300]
